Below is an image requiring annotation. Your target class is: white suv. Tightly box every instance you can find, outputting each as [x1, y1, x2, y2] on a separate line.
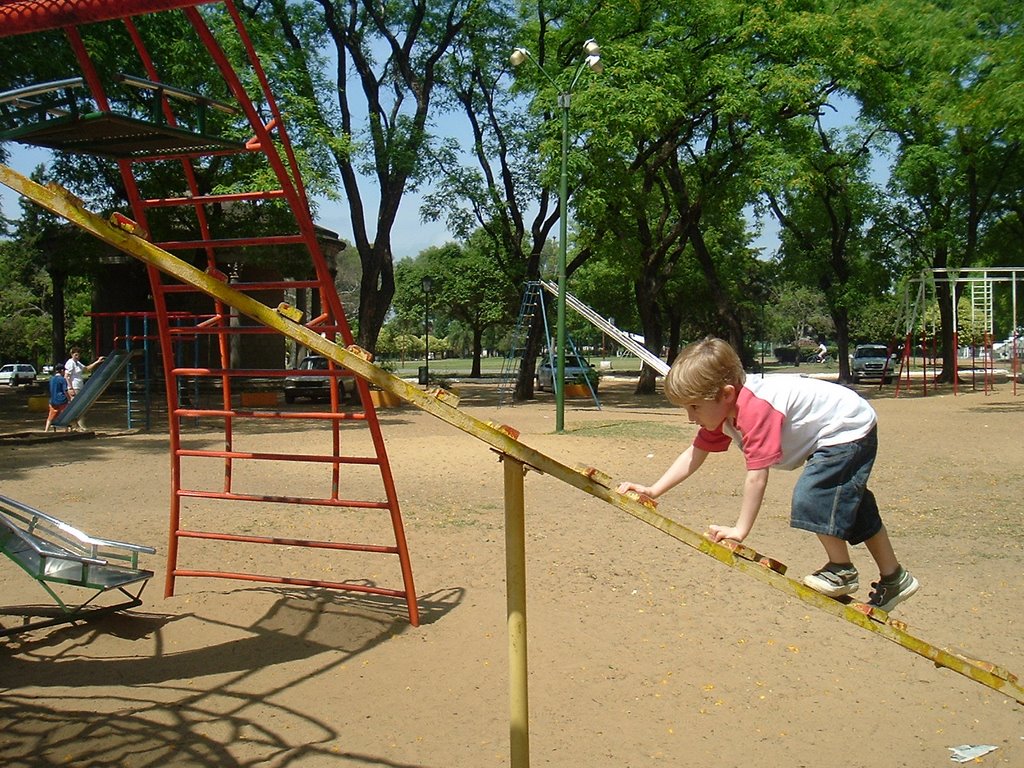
[850, 345, 894, 384]
[0, 363, 36, 386]
[536, 354, 600, 392]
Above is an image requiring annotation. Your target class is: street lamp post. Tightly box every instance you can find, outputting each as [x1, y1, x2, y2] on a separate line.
[421, 275, 433, 386]
[511, 39, 602, 433]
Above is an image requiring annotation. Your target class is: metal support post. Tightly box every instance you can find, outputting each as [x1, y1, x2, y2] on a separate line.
[503, 455, 530, 767]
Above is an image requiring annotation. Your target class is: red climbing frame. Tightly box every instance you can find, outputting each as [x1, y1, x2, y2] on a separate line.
[1, 0, 419, 625]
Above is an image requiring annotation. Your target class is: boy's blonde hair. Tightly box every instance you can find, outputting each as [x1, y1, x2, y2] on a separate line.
[664, 337, 745, 405]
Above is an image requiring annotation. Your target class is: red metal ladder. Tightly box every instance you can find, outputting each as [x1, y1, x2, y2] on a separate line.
[0, 0, 419, 625]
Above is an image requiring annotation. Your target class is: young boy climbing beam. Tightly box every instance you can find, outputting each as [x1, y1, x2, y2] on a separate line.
[617, 336, 919, 611]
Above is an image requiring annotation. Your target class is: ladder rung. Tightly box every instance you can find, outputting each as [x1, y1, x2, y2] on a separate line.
[716, 539, 788, 575]
[155, 234, 306, 250]
[143, 190, 287, 207]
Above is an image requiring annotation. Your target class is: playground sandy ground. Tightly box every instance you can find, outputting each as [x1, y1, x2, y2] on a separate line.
[0, 372, 1022, 767]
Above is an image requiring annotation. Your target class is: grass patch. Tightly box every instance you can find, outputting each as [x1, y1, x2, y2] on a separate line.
[427, 502, 501, 529]
[567, 420, 680, 439]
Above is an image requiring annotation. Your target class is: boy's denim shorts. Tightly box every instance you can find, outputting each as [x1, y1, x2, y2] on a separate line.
[790, 427, 882, 545]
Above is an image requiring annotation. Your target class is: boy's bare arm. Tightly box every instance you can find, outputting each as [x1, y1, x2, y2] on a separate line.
[616, 445, 708, 499]
[707, 467, 770, 543]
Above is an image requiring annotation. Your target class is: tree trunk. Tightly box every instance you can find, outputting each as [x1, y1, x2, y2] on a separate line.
[513, 245, 548, 401]
[514, 310, 544, 401]
[834, 313, 852, 381]
[934, 274, 959, 384]
[356, 241, 395, 353]
[49, 265, 66, 367]
[689, 223, 745, 354]
[471, 326, 483, 378]
[634, 276, 664, 396]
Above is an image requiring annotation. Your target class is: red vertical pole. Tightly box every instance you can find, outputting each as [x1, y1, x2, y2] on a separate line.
[953, 331, 960, 396]
[921, 332, 928, 396]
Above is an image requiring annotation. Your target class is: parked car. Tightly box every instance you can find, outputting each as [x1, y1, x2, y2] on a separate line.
[850, 344, 894, 384]
[536, 354, 599, 392]
[993, 336, 1024, 360]
[0, 363, 36, 386]
[283, 355, 345, 403]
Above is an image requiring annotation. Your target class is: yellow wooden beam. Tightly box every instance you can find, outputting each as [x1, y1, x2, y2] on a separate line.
[2, 163, 1021, 706]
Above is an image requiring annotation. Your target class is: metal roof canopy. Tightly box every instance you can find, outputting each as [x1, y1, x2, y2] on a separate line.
[0, 0, 214, 38]
[1, 110, 244, 157]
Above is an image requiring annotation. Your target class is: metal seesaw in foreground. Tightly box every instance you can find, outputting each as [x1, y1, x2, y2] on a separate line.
[2, 165, 1021, 768]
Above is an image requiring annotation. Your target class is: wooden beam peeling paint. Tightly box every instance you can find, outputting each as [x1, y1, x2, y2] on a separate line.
[2, 163, 1021, 705]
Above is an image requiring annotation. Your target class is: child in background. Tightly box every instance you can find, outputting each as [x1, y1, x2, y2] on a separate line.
[44, 365, 69, 432]
[617, 337, 919, 611]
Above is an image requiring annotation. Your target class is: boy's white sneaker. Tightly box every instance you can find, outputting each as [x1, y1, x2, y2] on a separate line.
[803, 562, 860, 597]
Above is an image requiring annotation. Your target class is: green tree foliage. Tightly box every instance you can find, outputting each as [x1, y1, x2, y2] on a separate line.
[540, 0, 859, 390]
[765, 283, 832, 350]
[850, 292, 901, 347]
[8, 168, 105, 365]
[393, 234, 514, 376]
[4, 0, 1024, 390]
[768, 121, 889, 381]
[852, 0, 1024, 380]
[0, 238, 50, 365]
[428, 1, 594, 399]
[0, 179, 98, 367]
[232, 0, 482, 355]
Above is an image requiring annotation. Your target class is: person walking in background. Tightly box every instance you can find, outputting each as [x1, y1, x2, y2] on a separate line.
[43, 365, 69, 432]
[63, 347, 105, 430]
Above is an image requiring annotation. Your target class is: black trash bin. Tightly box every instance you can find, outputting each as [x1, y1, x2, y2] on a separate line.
[418, 366, 429, 385]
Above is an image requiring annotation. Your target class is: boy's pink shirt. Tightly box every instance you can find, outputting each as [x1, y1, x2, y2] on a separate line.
[692, 375, 876, 471]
